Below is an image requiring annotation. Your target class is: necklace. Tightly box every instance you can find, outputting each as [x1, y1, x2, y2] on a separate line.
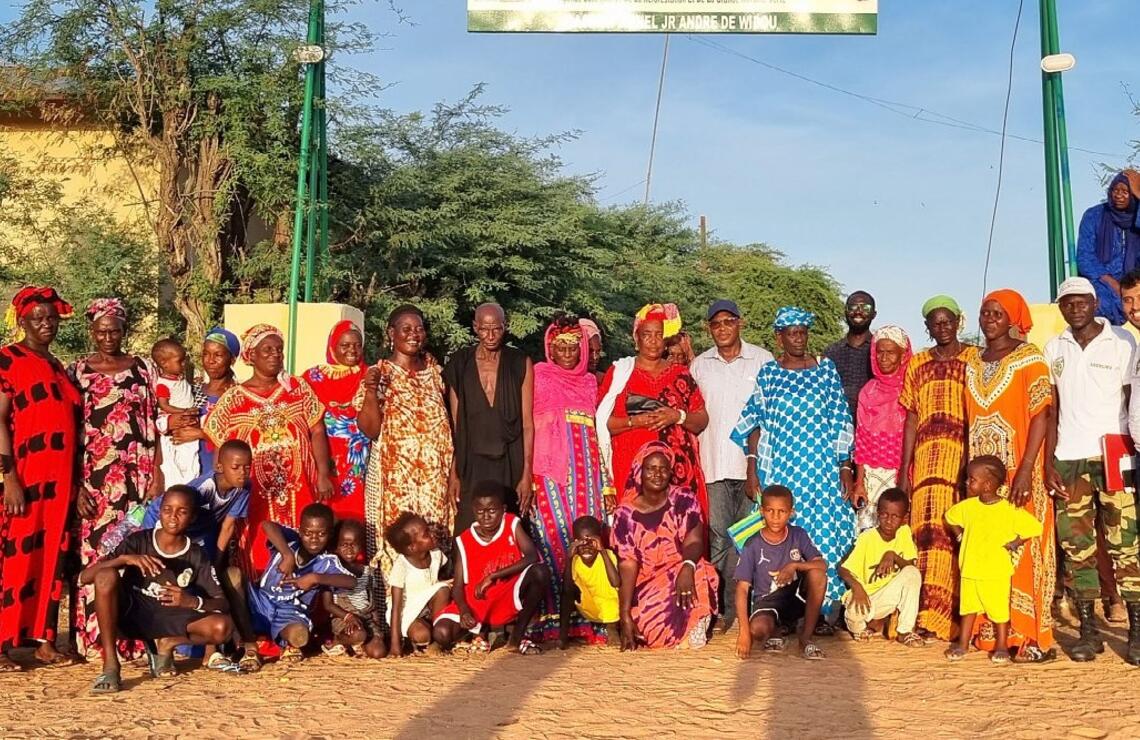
[931, 343, 961, 361]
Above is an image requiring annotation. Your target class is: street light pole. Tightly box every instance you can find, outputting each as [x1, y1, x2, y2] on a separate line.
[1040, 0, 1076, 298]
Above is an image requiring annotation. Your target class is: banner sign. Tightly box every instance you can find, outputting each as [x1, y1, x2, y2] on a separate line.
[468, 0, 878, 34]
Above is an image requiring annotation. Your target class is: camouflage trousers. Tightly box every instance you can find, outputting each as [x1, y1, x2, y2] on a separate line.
[1055, 458, 1140, 602]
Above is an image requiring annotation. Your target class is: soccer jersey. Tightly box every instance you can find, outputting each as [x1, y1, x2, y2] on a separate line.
[256, 528, 354, 609]
[111, 528, 225, 608]
[455, 513, 524, 584]
[733, 525, 822, 597]
[142, 473, 250, 556]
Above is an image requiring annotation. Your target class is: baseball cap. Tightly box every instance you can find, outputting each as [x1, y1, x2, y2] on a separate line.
[707, 299, 742, 321]
[1056, 276, 1096, 301]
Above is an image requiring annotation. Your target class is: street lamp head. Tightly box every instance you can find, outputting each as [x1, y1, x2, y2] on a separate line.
[293, 45, 325, 64]
[1041, 53, 1076, 74]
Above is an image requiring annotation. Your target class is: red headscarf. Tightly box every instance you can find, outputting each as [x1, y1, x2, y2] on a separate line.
[983, 289, 1033, 335]
[325, 320, 364, 367]
[12, 286, 73, 319]
[532, 321, 598, 485]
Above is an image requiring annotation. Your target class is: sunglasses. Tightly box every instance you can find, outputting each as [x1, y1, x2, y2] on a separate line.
[848, 303, 874, 312]
[708, 318, 740, 329]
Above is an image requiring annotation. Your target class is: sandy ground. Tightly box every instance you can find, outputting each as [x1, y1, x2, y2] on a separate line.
[2, 610, 1140, 739]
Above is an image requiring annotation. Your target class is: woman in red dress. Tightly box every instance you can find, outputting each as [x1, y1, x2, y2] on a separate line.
[596, 304, 710, 520]
[302, 320, 368, 522]
[0, 287, 81, 670]
[203, 324, 334, 573]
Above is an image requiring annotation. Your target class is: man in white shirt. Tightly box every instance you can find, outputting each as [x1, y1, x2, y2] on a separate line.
[689, 299, 774, 632]
[1043, 276, 1140, 664]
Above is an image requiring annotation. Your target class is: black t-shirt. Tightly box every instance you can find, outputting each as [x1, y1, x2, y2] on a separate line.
[111, 529, 227, 611]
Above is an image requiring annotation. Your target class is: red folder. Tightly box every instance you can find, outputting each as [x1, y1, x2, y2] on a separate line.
[1102, 434, 1138, 492]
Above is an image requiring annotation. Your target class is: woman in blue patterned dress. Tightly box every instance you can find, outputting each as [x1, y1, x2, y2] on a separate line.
[731, 306, 856, 627]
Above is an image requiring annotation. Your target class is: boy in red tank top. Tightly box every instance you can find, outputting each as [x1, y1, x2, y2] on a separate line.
[444, 482, 550, 653]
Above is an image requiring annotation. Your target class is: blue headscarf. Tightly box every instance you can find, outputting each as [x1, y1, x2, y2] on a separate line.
[773, 306, 815, 330]
[204, 326, 240, 358]
[1096, 173, 1140, 272]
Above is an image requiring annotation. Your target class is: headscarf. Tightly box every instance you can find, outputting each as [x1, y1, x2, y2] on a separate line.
[5, 286, 73, 342]
[921, 295, 962, 319]
[325, 320, 364, 367]
[773, 306, 815, 330]
[1096, 172, 1140, 272]
[982, 289, 1033, 335]
[240, 323, 283, 365]
[85, 297, 127, 325]
[533, 320, 599, 485]
[633, 303, 682, 340]
[854, 326, 912, 470]
[579, 318, 601, 341]
[203, 326, 240, 358]
[622, 440, 676, 502]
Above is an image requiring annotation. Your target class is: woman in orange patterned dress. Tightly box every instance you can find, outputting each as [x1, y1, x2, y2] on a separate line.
[202, 324, 334, 573]
[357, 305, 454, 571]
[962, 289, 1056, 662]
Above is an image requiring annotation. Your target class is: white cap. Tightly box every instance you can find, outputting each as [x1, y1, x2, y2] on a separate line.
[1056, 276, 1096, 301]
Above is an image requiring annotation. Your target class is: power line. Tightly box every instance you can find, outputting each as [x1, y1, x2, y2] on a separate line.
[687, 35, 1123, 159]
[983, 0, 1025, 295]
[645, 34, 671, 204]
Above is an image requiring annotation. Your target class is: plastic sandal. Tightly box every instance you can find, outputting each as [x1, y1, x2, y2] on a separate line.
[278, 646, 304, 664]
[144, 643, 178, 678]
[802, 642, 825, 661]
[515, 639, 543, 655]
[237, 651, 263, 674]
[468, 636, 490, 653]
[321, 642, 347, 658]
[852, 628, 879, 643]
[90, 670, 121, 694]
[763, 637, 786, 653]
[206, 653, 244, 674]
[990, 650, 1011, 664]
[944, 645, 967, 662]
[897, 632, 924, 648]
[812, 621, 836, 637]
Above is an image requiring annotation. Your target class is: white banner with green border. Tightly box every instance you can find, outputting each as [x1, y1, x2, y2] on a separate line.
[468, 0, 877, 34]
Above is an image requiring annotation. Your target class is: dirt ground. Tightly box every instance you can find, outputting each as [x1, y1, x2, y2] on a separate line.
[1, 609, 1139, 739]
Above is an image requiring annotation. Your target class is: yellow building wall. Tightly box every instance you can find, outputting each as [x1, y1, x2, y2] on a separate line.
[223, 303, 367, 380]
[1028, 303, 1140, 350]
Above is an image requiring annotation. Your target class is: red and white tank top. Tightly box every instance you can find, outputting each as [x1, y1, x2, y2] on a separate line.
[456, 513, 523, 584]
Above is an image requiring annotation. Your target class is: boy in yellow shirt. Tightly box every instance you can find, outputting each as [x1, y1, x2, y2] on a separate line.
[560, 516, 620, 648]
[838, 488, 923, 646]
[944, 455, 1043, 664]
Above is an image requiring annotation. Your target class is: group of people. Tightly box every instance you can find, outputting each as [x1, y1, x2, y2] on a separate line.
[6, 182, 1140, 689]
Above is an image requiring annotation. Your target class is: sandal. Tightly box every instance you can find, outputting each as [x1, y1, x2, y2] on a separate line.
[206, 652, 244, 674]
[763, 637, 786, 653]
[90, 670, 121, 694]
[0, 655, 23, 673]
[1012, 645, 1056, 664]
[944, 645, 967, 662]
[514, 639, 543, 655]
[852, 628, 879, 643]
[802, 642, 825, 661]
[812, 621, 836, 637]
[237, 651, 262, 674]
[144, 644, 178, 678]
[278, 645, 304, 664]
[468, 636, 491, 654]
[897, 632, 924, 648]
[320, 642, 347, 658]
[990, 649, 1011, 664]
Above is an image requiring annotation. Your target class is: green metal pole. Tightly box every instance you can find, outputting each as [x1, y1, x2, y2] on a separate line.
[1044, 0, 1077, 277]
[317, 60, 329, 292]
[1040, 0, 1063, 299]
[287, 0, 321, 373]
[303, 82, 321, 302]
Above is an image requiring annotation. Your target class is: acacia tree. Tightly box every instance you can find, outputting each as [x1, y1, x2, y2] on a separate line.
[0, 0, 377, 339]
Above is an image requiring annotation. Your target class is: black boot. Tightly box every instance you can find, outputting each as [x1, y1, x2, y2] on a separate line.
[1127, 602, 1140, 666]
[1068, 600, 1103, 662]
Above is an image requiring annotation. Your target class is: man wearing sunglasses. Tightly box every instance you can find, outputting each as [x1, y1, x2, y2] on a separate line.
[824, 291, 877, 422]
[690, 299, 773, 632]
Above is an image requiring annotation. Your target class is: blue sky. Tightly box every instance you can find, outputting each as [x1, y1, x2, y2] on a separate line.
[3, 1, 1132, 341]
[345, 0, 1136, 341]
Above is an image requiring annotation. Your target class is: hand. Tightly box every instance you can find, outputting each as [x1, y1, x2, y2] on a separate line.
[849, 482, 867, 509]
[341, 613, 363, 636]
[123, 553, 165, 578]
[1045, 465, 1068, 501]
[649, 408, 681, 431]
[3, 479, 26, 517]
[1009, 466, 1033, 506]
[459, 609, 477, 631]
[171, 426, 205, 444]
[1125, 169, 1140, 200]
[76, 489, 98, 519]
[1004, 537, 1025, 554]
[363, 366, 383, 393]
[447, 473, 461, 505]
[674, 561, 696, 609]
[896, 470, 912, 496]
[848, 583, 872, 615]
[315, 474, 335, 502]
[284, 572, 321, 591]
[158, 584, 189, 608]
[517, 478, 534, 517]
[735, 630, 753, 659]
[872, 552, 899, 581]
[839, 466, 854, 497]
[474, 575, 494, 600]
[771, 562, 798, 588]
[167, 412, 199, 431]
[277, 551, 297, 579]
[603, 494, 617, 515]
[620, 616, 641, 652]
[744, 467, 760, 502]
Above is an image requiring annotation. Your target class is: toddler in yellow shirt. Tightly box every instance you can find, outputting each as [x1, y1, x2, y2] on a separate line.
[560, 516, 621, 648]
[944, 455, 1043, 664]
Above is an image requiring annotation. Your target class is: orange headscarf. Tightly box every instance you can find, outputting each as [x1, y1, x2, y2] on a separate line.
[982, 289, 1033, 335]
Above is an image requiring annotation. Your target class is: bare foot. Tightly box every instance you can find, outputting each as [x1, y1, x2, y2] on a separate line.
[0, 654, 23, 673]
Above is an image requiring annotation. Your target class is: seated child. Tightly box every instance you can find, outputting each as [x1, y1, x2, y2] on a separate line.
[151, 337, 200, 486]
[838, 488, 923, 646]
[559, 515, 620, 649]
[320, 519, 387, 659]
[385, 512, 459, 656]
[237, 503, 357, 663]
[944, 455, 1044, 664]
[446, 481, 551, 654]
[733, 485, 828, 661]
[80, 485, 234, 694]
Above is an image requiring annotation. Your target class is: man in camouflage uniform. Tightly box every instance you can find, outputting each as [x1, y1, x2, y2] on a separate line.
[1044, 277, 1140, 663]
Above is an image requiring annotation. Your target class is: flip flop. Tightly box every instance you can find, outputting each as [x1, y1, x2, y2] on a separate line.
[812, 621, 836, 637]
[944, 645, 967, 662]
[514, 639, 543, 655]
[90, 670, 121, 694]
[237, 651, 262, 674]
[206, 652, 244, 674]
[278, 645, 304, 664]
[802, 642, 825, 661]
[763, 637, 786, 653]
